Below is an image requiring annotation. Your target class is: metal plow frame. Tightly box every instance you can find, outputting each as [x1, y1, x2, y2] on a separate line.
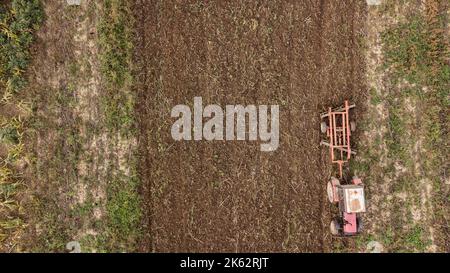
[320, 100, 356, 178]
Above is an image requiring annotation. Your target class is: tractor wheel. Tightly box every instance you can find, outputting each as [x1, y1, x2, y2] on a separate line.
[321, 122, 328, 134]
[327, 177, 340, 203]
[327, 182, 334, 203]
[330, 220, 341, 236]
[350, 121, 356, 132]
[357, 217, 364, 233]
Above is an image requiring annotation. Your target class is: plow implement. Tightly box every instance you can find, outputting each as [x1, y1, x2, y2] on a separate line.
[320, 100, 356, 178]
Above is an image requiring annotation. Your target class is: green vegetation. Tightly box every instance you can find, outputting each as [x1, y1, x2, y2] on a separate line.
[0, 0, 43, 247]
[26, 0, 141, 252]
[0, 116, 25, 242]
[28, 83, 81, 252]
[106, 174, 142, 247]
[98, 0, 135, 135]
[405, 225, 431, 252]
[6, 0, 141, 253]
[98, 0, 142, 251]
[383, 14, 449, 101]
[354, 0, 448, 252]
[0, 0, 44, 99]
[383, 17, 431, 84]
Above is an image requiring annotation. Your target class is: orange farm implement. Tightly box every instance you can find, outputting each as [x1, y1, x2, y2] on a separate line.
[320, 100, 356, 178]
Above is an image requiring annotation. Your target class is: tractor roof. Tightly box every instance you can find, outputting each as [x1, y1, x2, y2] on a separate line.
[341, 185, 366, 213]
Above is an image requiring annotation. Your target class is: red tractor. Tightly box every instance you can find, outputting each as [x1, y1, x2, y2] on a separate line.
[321, 101, 366, 236]
[327, 176, 366, 236]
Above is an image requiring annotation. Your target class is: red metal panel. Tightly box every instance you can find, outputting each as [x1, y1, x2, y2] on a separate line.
[343, 212, 357, 234]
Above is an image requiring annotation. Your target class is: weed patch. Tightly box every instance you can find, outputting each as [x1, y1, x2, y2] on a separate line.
[0, 0, 43, 99]
[0, 0, 43, 248]
[355, 0, 448, 252]
[98, 0, 141, 251]
[98, 0, 134, 135]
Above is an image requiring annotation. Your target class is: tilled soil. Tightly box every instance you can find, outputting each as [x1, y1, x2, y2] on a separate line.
[133, 0, 367, 252]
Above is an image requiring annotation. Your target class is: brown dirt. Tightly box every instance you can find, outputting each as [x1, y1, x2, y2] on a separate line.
[133, 0, 367, 252]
